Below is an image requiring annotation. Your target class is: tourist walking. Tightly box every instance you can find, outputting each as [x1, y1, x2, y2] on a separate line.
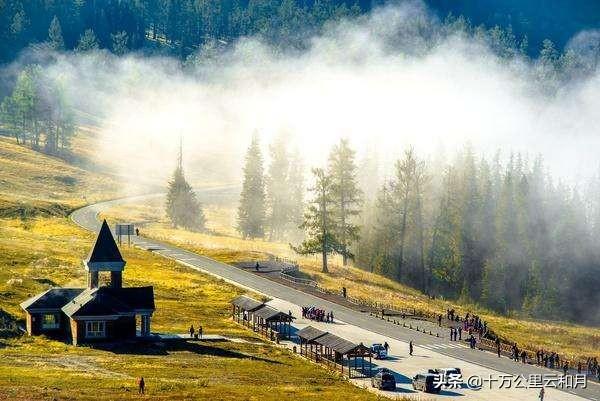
[198, 325, 203, 339]
[409, 340, 414, 356]
[538, 387, 545, 401]
[189, 324, 195, 338]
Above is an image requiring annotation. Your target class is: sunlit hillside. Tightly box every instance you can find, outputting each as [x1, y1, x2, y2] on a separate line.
[101, 198, 600, 362]
[0, 136, 118, 217]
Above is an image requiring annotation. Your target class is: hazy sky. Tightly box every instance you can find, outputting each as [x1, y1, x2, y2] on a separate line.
[15, 1, 600, 188]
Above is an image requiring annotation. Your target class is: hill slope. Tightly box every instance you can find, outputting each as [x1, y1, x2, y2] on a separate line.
[0, 137, 118, 217]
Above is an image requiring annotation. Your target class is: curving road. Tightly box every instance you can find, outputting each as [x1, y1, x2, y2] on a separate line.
[71, 193, 599, 401]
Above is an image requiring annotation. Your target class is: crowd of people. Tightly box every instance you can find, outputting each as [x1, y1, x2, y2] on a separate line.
[445, 308, 599, 380]
[535, 349, 562, 368]
[302, 306, 334, 323]
[462, 313, 488, 339]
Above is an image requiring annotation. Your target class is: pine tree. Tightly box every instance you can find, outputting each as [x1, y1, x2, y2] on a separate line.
[165, 140, 205, 231]
[328, 138, 362, 265]
[111, 31, 129, 55]
[266, 135, 290, 241]
[287, 149, 305, 242]
[391, 148, 417, 281]
[48, 16, 65, 50]
[76, 29, 99, 52]
[237, 135, 266, 238]
[293, 168, 342, 273]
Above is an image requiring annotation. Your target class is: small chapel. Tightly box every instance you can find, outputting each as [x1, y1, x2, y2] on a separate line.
[20, 220, 155, 345]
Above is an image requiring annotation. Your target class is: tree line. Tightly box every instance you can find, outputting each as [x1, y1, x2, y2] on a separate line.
[2, 0, 599, 68]
[359, 147, 600, 324]
[238, 137, 600, 324]
[0, 0, 365, 62]
[0, 65, 74, 155]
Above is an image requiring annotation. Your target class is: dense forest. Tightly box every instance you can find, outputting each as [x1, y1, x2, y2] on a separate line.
[357, 147, 600, 325]
[237, 137, 600, 325]
[2, 0, 600, 64]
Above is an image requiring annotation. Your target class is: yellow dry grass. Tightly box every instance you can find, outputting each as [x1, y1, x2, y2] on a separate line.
[0, 136, 118, 214]
[0, 217, 383, 400]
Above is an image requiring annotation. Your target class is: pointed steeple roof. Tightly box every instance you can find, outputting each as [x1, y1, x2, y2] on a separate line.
[84, 220, 125, 271]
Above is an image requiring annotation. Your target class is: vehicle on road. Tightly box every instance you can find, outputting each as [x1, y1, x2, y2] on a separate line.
[371, 368, 396, 391]
[371, 343, 388, 359]
[412, 373, 442, 393]
[428, 367, 462, 386]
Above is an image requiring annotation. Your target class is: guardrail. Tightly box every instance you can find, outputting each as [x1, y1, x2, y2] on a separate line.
[274, 256, 299, 274]
[279, 272, 318, 287]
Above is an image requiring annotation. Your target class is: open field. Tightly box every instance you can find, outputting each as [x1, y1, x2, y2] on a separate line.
[0, 217, 382, 400]
[101, 198, 600, 362]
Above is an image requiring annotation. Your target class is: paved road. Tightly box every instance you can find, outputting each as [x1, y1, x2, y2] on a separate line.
[70, 194, 599, 401]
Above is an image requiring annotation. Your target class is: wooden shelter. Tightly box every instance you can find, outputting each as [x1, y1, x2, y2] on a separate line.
[230, 295, 294, 340]
[297, 325, 373, 378]
[230, 295, 264, 327]
[252, 305, 294, 340]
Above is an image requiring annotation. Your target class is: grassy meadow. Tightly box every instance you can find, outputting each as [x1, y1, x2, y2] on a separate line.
[101, 198, 600, 362]
[0, 218, 380, 401]
[0, 138, 383, 400]
[0, 137, 119, 217]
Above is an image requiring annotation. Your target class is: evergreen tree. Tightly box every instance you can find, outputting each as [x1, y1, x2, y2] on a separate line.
[390, 148, 417, 281]
[266, 135, 291, 241]
[165, 140, 206, 231]
[287, 149, 306, 242]
[48, 16, 65, 50]
[76, 29, 99, 52]
[293, 168, 342, 273]
[328, 138, 362, 266]
[111, 31, 129, 55]
[237, 135, 266, 238]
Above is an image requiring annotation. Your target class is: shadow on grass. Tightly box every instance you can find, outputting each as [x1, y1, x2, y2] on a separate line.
[93, 340, 284, 365]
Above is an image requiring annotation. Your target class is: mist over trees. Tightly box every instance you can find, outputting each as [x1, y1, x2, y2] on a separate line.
[237, 136, 267, 239]
[238, 135, 305, 240]
[165, 143, 205, 231]
[355, 147, 600, 325]
[328, 139, 362, 266]
[266, 135, 305, 241]
[0, 65, 74, 155]
[2, 0, 600, 66]
[284, 139, 600, 325]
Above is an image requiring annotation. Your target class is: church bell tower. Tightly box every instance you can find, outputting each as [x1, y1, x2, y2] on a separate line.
[84, 220, 126, 289]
